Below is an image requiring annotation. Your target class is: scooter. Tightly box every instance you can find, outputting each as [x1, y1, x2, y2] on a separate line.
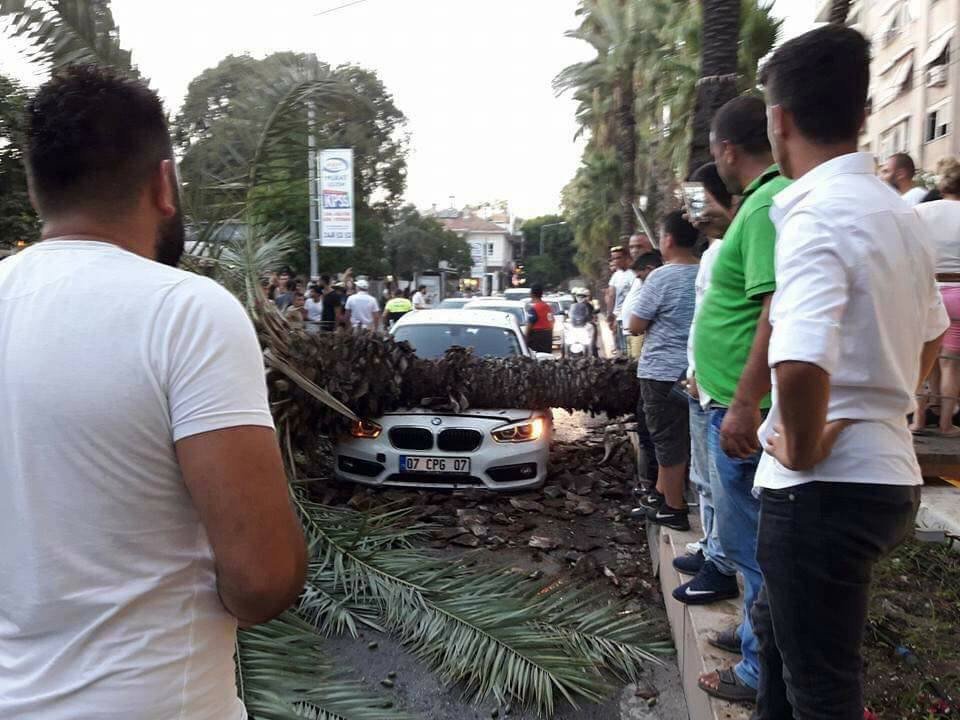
[562, 318, 597, 358]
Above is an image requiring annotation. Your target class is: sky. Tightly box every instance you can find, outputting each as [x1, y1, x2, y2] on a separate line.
[0, 0, 817, 218]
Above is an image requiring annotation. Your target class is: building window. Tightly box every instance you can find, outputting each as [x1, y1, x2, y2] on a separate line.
[881, 119, 910, 159]
[487, 242, 495, 256]
[926, 104, 951, 142]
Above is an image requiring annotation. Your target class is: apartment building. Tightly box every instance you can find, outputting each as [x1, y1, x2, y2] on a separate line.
[816, 0, 958, 171]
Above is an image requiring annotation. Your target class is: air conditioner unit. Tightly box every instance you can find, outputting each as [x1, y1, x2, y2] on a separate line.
[927, 65, 948, 87]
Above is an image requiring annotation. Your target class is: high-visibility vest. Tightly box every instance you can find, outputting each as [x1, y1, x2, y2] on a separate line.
[385, 297, 413, 313]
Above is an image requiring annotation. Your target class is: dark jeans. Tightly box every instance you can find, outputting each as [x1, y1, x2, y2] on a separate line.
[634, 396, 659, 485]
[752, 482, 921, 720]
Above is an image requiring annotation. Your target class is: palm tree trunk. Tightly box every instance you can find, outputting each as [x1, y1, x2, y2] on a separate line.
[828, 0, 851, 24]
[687, 0, 741, 175]
[617, 68, 637, 236]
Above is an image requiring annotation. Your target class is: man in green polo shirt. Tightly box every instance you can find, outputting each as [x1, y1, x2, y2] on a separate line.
[690, 96, 791, 705]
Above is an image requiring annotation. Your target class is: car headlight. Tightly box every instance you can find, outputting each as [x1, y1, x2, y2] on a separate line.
[349, 419, 382, 439]
[492, 418, 545, 443]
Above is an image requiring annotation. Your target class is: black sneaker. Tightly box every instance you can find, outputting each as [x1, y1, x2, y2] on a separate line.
[633, 490, 664, 511]
[672, 561, 740, 605]
[672, 549, 705, 576]
[644, 504, 690, 531]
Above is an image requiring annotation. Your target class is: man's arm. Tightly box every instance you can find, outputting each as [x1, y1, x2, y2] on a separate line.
[177, 427, 307, 626]
[768, 361, 830, 470]
[372, 310, 381, 329]
[720, 294, 773, 458]
[604, 285, 615, 317]
[626, 274, 659, 336]
[628, 315, 650, 335]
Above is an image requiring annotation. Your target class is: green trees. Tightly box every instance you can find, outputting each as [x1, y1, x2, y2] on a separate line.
[384, 205, 472, 278]
[557, 0, 780, 285]
[0, 74, 37, 253]
[519, 215, 578, 289]
[174, 52, 409, 276]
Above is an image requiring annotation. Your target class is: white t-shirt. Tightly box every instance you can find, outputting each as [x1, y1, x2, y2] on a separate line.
[687, 239, 724, 407]
[915, 199, 960, 285]
[756, 154, 948, 490]
[902, 186, 928, 207]
[620, 276, 643, 335]
[345, 291, 380, 328]
[0, 239, 274, 720]
[304, 296, 324, 321]
[412, 291, 427, 309]
[608, 268, 634, 318]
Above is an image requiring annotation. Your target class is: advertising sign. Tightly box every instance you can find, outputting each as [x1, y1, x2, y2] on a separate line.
[318, 149, 354, 247]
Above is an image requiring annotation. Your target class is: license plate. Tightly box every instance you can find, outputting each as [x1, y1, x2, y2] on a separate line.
[399, 455, 471, 474]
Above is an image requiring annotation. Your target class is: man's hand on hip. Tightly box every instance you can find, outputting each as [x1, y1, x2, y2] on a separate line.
[720, 401, 762, 459]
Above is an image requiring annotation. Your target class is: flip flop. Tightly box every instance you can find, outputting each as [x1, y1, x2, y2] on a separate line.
[708, 628, 741, 655]
[698, 667, 757, 703]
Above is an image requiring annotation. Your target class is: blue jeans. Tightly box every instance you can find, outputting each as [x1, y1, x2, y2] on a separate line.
[707, 407, 762, 690]
[688, 399, 736, 576]
[615, 320, 627, 354]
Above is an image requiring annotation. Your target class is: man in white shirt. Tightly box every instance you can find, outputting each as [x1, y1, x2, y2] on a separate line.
[345, 279, 381, 329]
[412, 284, 429, 310]
[0, 66, 307, 720]
[755, 27, 948, 718]
[605, 245, 633, 355]
[879, 152, 928, 206]
[304, 284, 324, 324]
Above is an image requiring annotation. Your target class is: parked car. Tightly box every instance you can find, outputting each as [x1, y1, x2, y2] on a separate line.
[334, 310, 552, 490]
[463, 298, 530, 334]
[502, 288, 531, 302]
[437, 297, 471, 309]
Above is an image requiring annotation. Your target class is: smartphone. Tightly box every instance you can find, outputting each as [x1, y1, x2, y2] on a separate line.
[681, 182, 707, 223]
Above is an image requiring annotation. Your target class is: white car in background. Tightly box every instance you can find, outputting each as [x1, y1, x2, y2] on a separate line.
[463, 298, 531, 335]
[334, 309, 552, 491]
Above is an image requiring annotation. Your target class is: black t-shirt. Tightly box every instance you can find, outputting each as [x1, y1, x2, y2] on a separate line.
[322, 291, 344, 324]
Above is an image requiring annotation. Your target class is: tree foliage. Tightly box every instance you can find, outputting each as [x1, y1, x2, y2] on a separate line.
[0, 74, 38, 252]
[519, 215, 577, 289]
[174, 52, 408, 276]
[384, 205, 471, 279]
[558, 0, 780, 285]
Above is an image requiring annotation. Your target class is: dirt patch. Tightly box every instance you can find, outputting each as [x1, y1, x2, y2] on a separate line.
[864, 539, 960, 718]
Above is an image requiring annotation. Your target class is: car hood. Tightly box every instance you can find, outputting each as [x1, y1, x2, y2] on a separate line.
[382, 407, 535, 422]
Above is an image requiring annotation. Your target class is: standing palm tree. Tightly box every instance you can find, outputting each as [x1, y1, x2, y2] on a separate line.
[687, 0, 742, 174]
[829, 0, 851, 24]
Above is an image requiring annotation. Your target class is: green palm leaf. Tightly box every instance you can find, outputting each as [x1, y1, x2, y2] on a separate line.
[0, 0, 136, 73]
[237, 612, 416, 720]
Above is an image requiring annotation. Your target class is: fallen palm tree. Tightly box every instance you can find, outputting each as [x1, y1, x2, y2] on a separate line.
[256, 302, 641, 447]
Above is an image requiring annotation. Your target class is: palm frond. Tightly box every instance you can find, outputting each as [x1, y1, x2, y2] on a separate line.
[296, 499, 670, 717]
[237, 611, 416, 720]
[0, 0, 135, 73]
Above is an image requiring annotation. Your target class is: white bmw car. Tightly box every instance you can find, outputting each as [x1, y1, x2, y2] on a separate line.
[334, 309, 552, 491]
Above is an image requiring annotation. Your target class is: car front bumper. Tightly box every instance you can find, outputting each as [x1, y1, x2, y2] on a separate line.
[334, 412, 551, 491]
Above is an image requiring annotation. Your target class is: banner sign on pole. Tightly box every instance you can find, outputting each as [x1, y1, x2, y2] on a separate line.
[318, 148, 355, 248]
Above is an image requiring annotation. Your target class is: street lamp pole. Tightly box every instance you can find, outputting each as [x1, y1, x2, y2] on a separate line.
[539, 221, 568, 255]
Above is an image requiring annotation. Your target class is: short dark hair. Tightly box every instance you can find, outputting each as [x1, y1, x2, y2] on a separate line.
[690, 162, 733, 210]
[632, 251, 663, 271]
[890, 152, 916, 177]
[662, 210, 699, 249]
[760, 25, 870, 145]
[711, 96, 770, 156]
[320, 274, 331, 284]
[285, 279, 297, 291]
[418, 284, 426, 291]
[25, 65, 172, 218]
[530, 284, 544, 298]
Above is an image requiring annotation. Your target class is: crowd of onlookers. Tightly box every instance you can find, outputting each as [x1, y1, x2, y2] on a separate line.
[262, 270, 431, 332]
[599, 25, 958, 717]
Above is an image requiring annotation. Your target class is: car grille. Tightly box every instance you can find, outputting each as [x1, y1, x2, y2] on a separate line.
[388, 427, 433, 450]
[437, 428, 483, 452]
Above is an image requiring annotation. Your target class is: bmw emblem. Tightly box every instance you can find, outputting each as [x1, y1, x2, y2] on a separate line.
[431, 417, 442, 426]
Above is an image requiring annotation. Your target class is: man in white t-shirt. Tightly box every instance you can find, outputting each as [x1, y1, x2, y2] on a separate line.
[304, 284, 324, 323]
[754, 28, 948, 717]
[0, 66, 307, 720]
[412, 284, 429, 310]
[345, 280, 381, 329]
[879, 151, 928, 206]
[604, 245, 634, 354]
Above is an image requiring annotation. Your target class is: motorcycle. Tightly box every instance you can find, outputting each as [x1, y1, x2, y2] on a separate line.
[562, 318, 597, 358]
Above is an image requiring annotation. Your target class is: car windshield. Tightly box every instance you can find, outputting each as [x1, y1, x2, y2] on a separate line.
[437, 298, 468, 309]
[393, 324, 522, 359]
[546, 301, 561, 314]
[467, 304, 527, 326]
[558, 299, 573, 312]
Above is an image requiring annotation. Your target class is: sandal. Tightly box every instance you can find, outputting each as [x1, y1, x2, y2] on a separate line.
[708, 628, 741, 655]
[698, 667, 757, 703]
